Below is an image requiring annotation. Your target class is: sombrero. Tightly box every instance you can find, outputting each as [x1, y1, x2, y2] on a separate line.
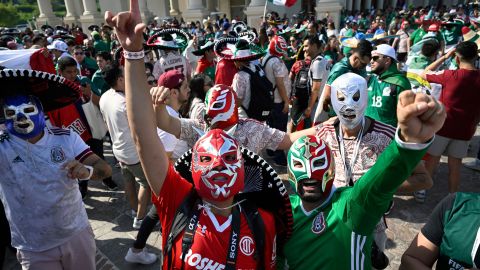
[41, 25, 54, 32]
[237, 30, 257, 43]
[232, 21, 248, 35]
[367, 29, 398, 43]
[88, 25, 100, 32]
[221, 38, 265, 62]
[174, 146, 294, 246]
[0, 69, 81, 112]
[277, 26, 295, 37]
[1, 28, 21, 36]
[462, 26, 480, 48]
[146, 28, 190, 50]
[214, 37, 238, 58]
[192, 39, 215, 56]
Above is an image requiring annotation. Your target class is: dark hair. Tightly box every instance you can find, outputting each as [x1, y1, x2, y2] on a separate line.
[66, 39, 75, 47]
[189, 74, 207, 101]
[32, 36, 44, 45]
[96, 51, 112, 62]
[421, 39, 440, 57]
[306, 35, 324, 49]
[144, 62, 154, 73]
[57, 57, 78, 71]
[351, 39, 373, 58]
[73, 45, 83, 51]
[103, 64, 123, 88]
[456, 41, 478, 62]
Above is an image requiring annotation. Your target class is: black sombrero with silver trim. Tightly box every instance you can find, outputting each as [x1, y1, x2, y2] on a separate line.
[238, 31, 257, 43]
[0, 69, 81, 112]
[146, 28, 191, 51]
[174, 147, 294, 245]
[192, 39, 215, 56]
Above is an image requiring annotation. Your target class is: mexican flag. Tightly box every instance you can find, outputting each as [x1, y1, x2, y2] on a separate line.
[268, 0, 297, 7]
[0, 48, 56, 74]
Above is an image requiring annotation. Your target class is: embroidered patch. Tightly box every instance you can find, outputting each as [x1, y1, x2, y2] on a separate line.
[382, 87, 391, 96]
[311, 212, 326, 234]
[240, 236, 255, 256]
[50, 146, 66, 163]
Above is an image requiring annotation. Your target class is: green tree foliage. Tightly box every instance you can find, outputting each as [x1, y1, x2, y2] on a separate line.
[0, 4, 22, 27]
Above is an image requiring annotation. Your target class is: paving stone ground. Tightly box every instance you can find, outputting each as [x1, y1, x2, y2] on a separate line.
[3, 127, 480, 270]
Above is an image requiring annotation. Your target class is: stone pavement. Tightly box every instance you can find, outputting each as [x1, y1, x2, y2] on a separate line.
[3, 128, 480, 270]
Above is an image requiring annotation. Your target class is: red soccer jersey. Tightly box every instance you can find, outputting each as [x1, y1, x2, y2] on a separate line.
[47, 101, 92, 142]
[153, 164, 277, 270]
[426, 69, 480, 140]
[215, 58, 237, 87]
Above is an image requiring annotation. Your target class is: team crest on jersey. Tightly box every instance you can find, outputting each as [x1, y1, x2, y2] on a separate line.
[311, 212, 326, 234]
[240, 236, 255, 256]
[50, 146, 66, 163]
[382, 87, 391, 96]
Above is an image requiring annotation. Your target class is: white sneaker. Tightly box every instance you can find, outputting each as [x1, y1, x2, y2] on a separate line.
[414, 190, 426, 203]
[464, 159, 480, 172]
[125, 248, 157, 264]
[133, 217, 143, 230]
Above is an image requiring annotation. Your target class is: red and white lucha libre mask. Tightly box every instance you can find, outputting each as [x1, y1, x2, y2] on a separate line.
[204, 84, 239, 130]
[192, 129, 244, 201]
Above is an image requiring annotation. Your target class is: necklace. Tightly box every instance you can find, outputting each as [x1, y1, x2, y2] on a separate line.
[338, 118, 365, 186]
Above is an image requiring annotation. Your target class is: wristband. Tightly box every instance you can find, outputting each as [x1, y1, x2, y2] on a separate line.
[123, 50, 145, 60]
[79, 165, 94, 180]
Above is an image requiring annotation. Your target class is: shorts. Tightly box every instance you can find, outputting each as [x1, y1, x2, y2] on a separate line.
[16, 227, 95, 270]
[120, 162, 149, 187]
[427, 135, 469, 159]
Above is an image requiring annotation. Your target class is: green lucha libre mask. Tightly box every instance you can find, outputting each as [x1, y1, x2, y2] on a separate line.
[288, 135, 335, 198]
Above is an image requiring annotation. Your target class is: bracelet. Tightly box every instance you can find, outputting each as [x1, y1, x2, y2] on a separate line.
[79, 165, 94, 180]
[123, 50, 145, 60]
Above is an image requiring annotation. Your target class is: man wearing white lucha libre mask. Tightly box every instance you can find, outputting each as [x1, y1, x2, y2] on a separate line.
[314, 73, 433, 268]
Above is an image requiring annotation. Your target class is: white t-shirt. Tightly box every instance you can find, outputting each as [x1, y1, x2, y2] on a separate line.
[153, 51, 191, 80]
[0, 128, 91, 251]
[261, 55, 291, 103]
[99, 89, 139, 165]
[309, 55, 330, 93]
[157, 106, 188, 159]
[232, 63, 257, 118]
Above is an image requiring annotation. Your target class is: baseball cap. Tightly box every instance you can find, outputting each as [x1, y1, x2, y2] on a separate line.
[428, 24, 439, 32]
[372, 44, 397, 61]
[47, 40, 68, 52]
[157, 69, 185, 89]
[222, 22, 231, 31]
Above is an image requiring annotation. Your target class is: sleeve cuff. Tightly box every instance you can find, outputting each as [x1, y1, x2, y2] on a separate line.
[395, 128, 434, 150]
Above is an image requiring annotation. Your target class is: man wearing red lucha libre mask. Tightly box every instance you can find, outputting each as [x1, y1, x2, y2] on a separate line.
[104, 2, 291, 269]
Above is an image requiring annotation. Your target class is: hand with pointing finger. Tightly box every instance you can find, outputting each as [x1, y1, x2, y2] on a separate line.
[104, 0, 145, 52]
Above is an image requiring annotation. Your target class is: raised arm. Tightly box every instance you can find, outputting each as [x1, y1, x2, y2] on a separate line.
[150, 86, 182, 137]
[105, 0, 168, 195]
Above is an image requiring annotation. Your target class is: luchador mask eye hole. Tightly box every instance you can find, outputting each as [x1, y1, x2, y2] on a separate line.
[337, 91, 345, 102]
[353, 90, 360, 102]
[293, 160, 303, 168]
[224, 153, 236, 162]
[4, 109, 15, 118]
[23, 106, 35, 114]
[200, 156, 212, 162]
[313, 158, 325, 168]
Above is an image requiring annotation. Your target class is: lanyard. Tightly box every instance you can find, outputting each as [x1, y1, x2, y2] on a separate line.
[180, 201, 241, 270]
[337, 118, 365, 186]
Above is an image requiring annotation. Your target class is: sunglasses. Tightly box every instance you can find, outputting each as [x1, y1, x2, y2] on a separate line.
[148, 80, 156, 85]
[372, 55, 383, 62]
[74, 52, 84, 55]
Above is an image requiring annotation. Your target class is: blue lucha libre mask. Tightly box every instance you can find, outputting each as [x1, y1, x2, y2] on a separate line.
[3, 95, 46, 139]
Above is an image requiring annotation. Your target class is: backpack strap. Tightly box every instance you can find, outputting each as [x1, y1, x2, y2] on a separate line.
[164, 188, 199, 270]
[241, 200, 265, 270]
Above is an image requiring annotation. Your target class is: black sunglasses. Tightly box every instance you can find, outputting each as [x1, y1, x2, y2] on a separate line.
[74, 52, 84, 55]
[372, 55, 383, 62]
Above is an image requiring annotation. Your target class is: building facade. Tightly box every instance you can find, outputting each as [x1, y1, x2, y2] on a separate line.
[36, 0, 447, 33]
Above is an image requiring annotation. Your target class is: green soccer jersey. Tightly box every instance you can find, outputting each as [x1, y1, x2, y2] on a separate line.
[365, 66, 410, 127]
[281, 140, 426, 270]
[327, 57, 367, 85]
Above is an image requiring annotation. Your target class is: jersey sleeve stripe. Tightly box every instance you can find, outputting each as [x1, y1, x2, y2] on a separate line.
[76, 149, 93, 162]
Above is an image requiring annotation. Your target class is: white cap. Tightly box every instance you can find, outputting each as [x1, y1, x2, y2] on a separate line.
[47, 40, 68, 52]
[372, 44, 397, 61]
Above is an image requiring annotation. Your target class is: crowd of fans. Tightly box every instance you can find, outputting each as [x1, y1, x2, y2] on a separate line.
[0, 0, 479, 269]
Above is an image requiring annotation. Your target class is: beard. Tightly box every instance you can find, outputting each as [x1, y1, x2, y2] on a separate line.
[297, 181, 324, 203]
